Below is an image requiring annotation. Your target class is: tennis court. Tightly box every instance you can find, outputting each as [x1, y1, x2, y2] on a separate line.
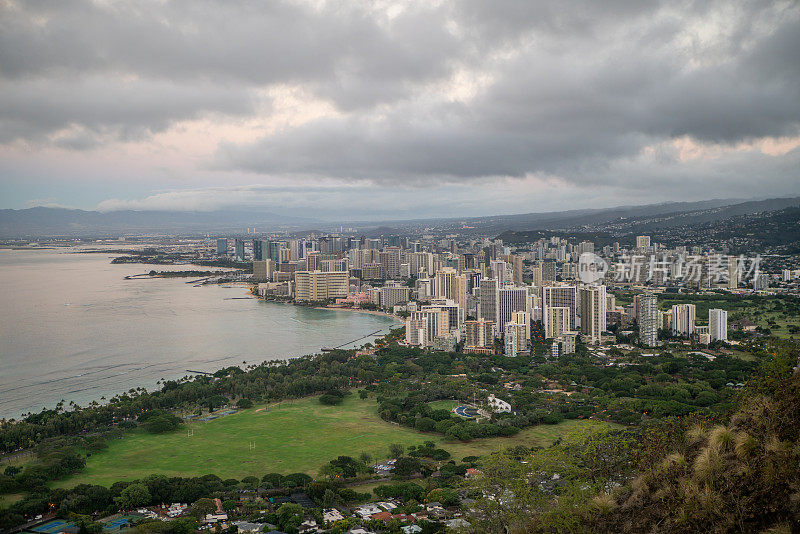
[102, 517, 132, 531]
[31, 520, 74, 534]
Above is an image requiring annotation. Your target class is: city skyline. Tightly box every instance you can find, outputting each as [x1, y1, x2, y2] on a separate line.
[1, 0, 799, 219]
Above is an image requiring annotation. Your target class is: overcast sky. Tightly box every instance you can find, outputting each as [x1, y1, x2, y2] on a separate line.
[1, 0, 799, 220]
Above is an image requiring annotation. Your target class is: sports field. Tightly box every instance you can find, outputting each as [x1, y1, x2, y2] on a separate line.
[427, 399, 459, 411]
[54, 395, 618, 488]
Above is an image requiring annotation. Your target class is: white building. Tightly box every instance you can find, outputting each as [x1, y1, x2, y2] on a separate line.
[405, 318, 428, 347]
[322, 509, 345, 523]
[638, 292, 659, 347]
[408, 308, 450, 348]
[488, 394, 511, 413]
[671, 304, 696, 337]
[709, 308, 728, 342]
[378, 284, 411, 310]
[550, 340, 560, 359]
[512, 310, 531, 341]
[294, 270, 349, 301]
[542, 285, 577, 337]
[579, 285, 607, 344]
[498, 286, 529, 331]
[544, 306, 571, 339]
[504, 321, 527, 357]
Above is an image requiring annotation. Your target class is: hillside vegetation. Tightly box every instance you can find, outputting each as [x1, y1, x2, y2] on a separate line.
[465, 341, 800, 533]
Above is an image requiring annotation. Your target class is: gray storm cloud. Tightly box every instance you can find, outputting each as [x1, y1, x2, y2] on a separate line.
[0, 0, 799, 212]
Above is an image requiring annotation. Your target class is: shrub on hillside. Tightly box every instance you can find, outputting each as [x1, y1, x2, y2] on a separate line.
[319, 390, 346, 405]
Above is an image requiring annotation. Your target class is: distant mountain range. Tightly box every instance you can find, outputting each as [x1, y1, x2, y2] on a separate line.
[0, 207, 316, 237]
[454, 197, 800, 234]
[358, 197, 800, 236]
[1, 196, 799, 237]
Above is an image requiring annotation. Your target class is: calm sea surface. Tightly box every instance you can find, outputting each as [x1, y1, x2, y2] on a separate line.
[0, 248, 396, 419]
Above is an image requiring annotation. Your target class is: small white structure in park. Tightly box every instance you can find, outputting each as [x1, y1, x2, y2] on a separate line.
[487, 394, 511, 413]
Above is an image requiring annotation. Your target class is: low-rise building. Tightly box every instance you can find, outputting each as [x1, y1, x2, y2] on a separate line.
[487, 394, 511, 413]
[322, 508, 345, 523]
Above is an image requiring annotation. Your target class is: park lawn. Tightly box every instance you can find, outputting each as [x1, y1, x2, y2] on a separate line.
[427, 400, 459, 411]
[53, 395, 619, 489]
[0, 493, 24, 509]
[346, 480, 386, 500]
[751, 310, 800, 339]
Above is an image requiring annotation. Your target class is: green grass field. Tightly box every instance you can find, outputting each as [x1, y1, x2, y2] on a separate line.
[751, 310, 800, 339]
[427, 399, 459, 411]
[0, 493, 24, 509]
[54, 395, 619, 489]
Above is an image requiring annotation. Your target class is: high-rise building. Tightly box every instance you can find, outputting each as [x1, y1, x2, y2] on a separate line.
[544, 306, 570, 339]
[638, 292, 659, 347]
[252, 259, 276, 282]
[408, 252, 435, 277]
[500, 254, 524, 285]
[410, 308, 450, 347]
[361, 263, 387, 280]
[288, 239, 301, 261]
[579, 285, 607, 344]
[269, 241, 282, 263]
[671, 304, 696, 337]
[380, 247, 401, 279]
[512, 310, 530, 342]
[498, 287, 528, 332]
[321, 258, 348, 272]
[530, 264, 543, 287]
[294, 271, 349, 301]
[216, 238, 228, 256]
[504, 321, 527, 357]
[405, 318, 428, 347]
[235, 239, 246, 261]
[636, 235, 651, 250]
[478, 278, 500, 326]
[542, 285, 577, 337]
[490, 259, 512, 285]
[379, 285, 411, 310]
[504, 327, 519, 357]
[550, 340, 561, 359]
[424, 298, 462, 331]
[434, 268, 468, 313]
[252, 239, 265, 261]
[541, 261, 557, 282]
[415, 278, 432, 300]
[709, 309, 728, 342]
[306, 251, 322, 271]
[465, 319, 494, 350]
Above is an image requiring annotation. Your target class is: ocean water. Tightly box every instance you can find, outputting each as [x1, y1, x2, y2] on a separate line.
[0, 248, 396, 419]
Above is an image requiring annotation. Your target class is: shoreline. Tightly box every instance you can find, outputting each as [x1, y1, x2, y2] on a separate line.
[311, 305, 404, 324]
[248, 282, 402, 325]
